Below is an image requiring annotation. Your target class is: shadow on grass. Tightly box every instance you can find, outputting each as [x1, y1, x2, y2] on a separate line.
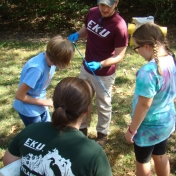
[105, 129, 135, 176]
[170, 158, 176, 175]
[115, 76, 131, 85]
[170, 157, 176, 174]
[0, 121, 23, 147]
[0, 106, 19, 121]
[0, 122, 23, 168]
[0, 119, 24, 168]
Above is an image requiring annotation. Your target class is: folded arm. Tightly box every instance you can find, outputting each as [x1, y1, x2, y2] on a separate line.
[15, 83, 53, 107]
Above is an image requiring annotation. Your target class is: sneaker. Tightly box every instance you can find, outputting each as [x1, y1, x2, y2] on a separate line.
[79, 128, 88, 136]
[96, 132, 107, 146]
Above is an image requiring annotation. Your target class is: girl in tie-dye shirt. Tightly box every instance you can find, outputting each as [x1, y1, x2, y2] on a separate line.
[125, 23, 176, 176]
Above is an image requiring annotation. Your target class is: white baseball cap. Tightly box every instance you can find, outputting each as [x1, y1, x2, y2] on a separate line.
[97, 0, 118, 7]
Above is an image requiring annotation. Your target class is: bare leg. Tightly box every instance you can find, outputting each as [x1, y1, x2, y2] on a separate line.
[152, 154, 170, 176]
[136, 160, 151, 176]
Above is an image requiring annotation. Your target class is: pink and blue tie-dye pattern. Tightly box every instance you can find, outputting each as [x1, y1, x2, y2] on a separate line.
[132, 55, 176, 147]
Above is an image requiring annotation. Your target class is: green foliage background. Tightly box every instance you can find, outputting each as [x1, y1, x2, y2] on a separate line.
[0, 0, 175, 33]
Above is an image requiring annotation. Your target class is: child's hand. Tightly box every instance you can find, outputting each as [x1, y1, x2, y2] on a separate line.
[46, 99, 53, 107]
[125, 130, 134, 143]
[125, 127, 136, 144]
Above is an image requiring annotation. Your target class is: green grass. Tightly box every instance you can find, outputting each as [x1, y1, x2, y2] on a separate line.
[0, 39, 176, 176]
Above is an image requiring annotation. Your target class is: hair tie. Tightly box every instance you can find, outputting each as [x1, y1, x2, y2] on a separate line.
[58, 105, 66, 110]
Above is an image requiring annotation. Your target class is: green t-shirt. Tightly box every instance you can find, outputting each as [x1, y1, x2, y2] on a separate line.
[8, 122, 112, 176]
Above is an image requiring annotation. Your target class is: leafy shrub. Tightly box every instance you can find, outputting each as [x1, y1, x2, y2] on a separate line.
[0, 0, 175, 33]
[119, 0, 176, 25]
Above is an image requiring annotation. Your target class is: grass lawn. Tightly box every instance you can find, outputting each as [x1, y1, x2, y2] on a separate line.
[0, 39, 176, 176]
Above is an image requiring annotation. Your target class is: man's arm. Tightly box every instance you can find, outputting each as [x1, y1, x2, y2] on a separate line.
[68, 26, 88, 42]
[77, 26, 88, 39]
[100, 46, 127, 67]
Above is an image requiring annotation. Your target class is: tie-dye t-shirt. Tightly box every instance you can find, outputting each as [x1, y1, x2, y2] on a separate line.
[132, 55, 176, 147]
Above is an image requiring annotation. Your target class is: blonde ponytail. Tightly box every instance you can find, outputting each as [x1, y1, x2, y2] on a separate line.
[153, 43, 162, 75]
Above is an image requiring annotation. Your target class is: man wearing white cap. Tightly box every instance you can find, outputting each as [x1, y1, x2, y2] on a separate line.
[68, 0, 128, 146]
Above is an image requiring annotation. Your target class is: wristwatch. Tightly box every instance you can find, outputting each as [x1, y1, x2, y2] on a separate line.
[99, 62, 103, 70]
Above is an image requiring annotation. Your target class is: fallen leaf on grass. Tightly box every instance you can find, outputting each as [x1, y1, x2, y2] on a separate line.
[170, 146, 176, 152]
[128, 85, 132, 89]
[119, 154, 124, 159]
[131, 67, 136, 71]
[127, 171, 135, 175]
[115, 89, 123, 94]
[10, 125, 18, 134]
[123, 69, 127, 75]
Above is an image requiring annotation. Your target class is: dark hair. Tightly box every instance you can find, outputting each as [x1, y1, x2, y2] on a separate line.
[52, 77, 93, 129]
[46, 36, 75, 68]
[132, 23, 175, 75]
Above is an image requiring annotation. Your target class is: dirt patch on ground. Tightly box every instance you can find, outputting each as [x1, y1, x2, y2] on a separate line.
[0, 31, 60, 43]
[0, 25, 176, 47]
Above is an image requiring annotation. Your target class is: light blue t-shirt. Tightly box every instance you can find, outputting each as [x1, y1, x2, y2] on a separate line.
[13, 52, 56, 117]
[132, 55, 176, 146]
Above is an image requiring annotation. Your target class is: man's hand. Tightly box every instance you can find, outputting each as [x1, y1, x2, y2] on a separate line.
[68, 32, 79, 42]
[86, 61, 101, 71]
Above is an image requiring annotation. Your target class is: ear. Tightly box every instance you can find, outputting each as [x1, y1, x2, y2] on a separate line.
[82, 105, 91, 116]
[115, 1, 119, 7]
[80, 109, 88, 117]
[83, 108, 89, 115]
[45, 53, 54, 66]
[144, 44, 151, 51]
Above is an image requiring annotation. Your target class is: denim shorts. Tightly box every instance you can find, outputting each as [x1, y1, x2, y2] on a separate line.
[18, 110, 51, 126]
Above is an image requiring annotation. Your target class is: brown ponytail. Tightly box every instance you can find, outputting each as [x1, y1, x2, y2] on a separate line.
[52, 77, 93, 129]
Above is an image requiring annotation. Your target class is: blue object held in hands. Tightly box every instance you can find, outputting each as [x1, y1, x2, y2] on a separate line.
[68, 32, 79, 42]
[87, 61, 100, 71]
[72, 43, 110, 97]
